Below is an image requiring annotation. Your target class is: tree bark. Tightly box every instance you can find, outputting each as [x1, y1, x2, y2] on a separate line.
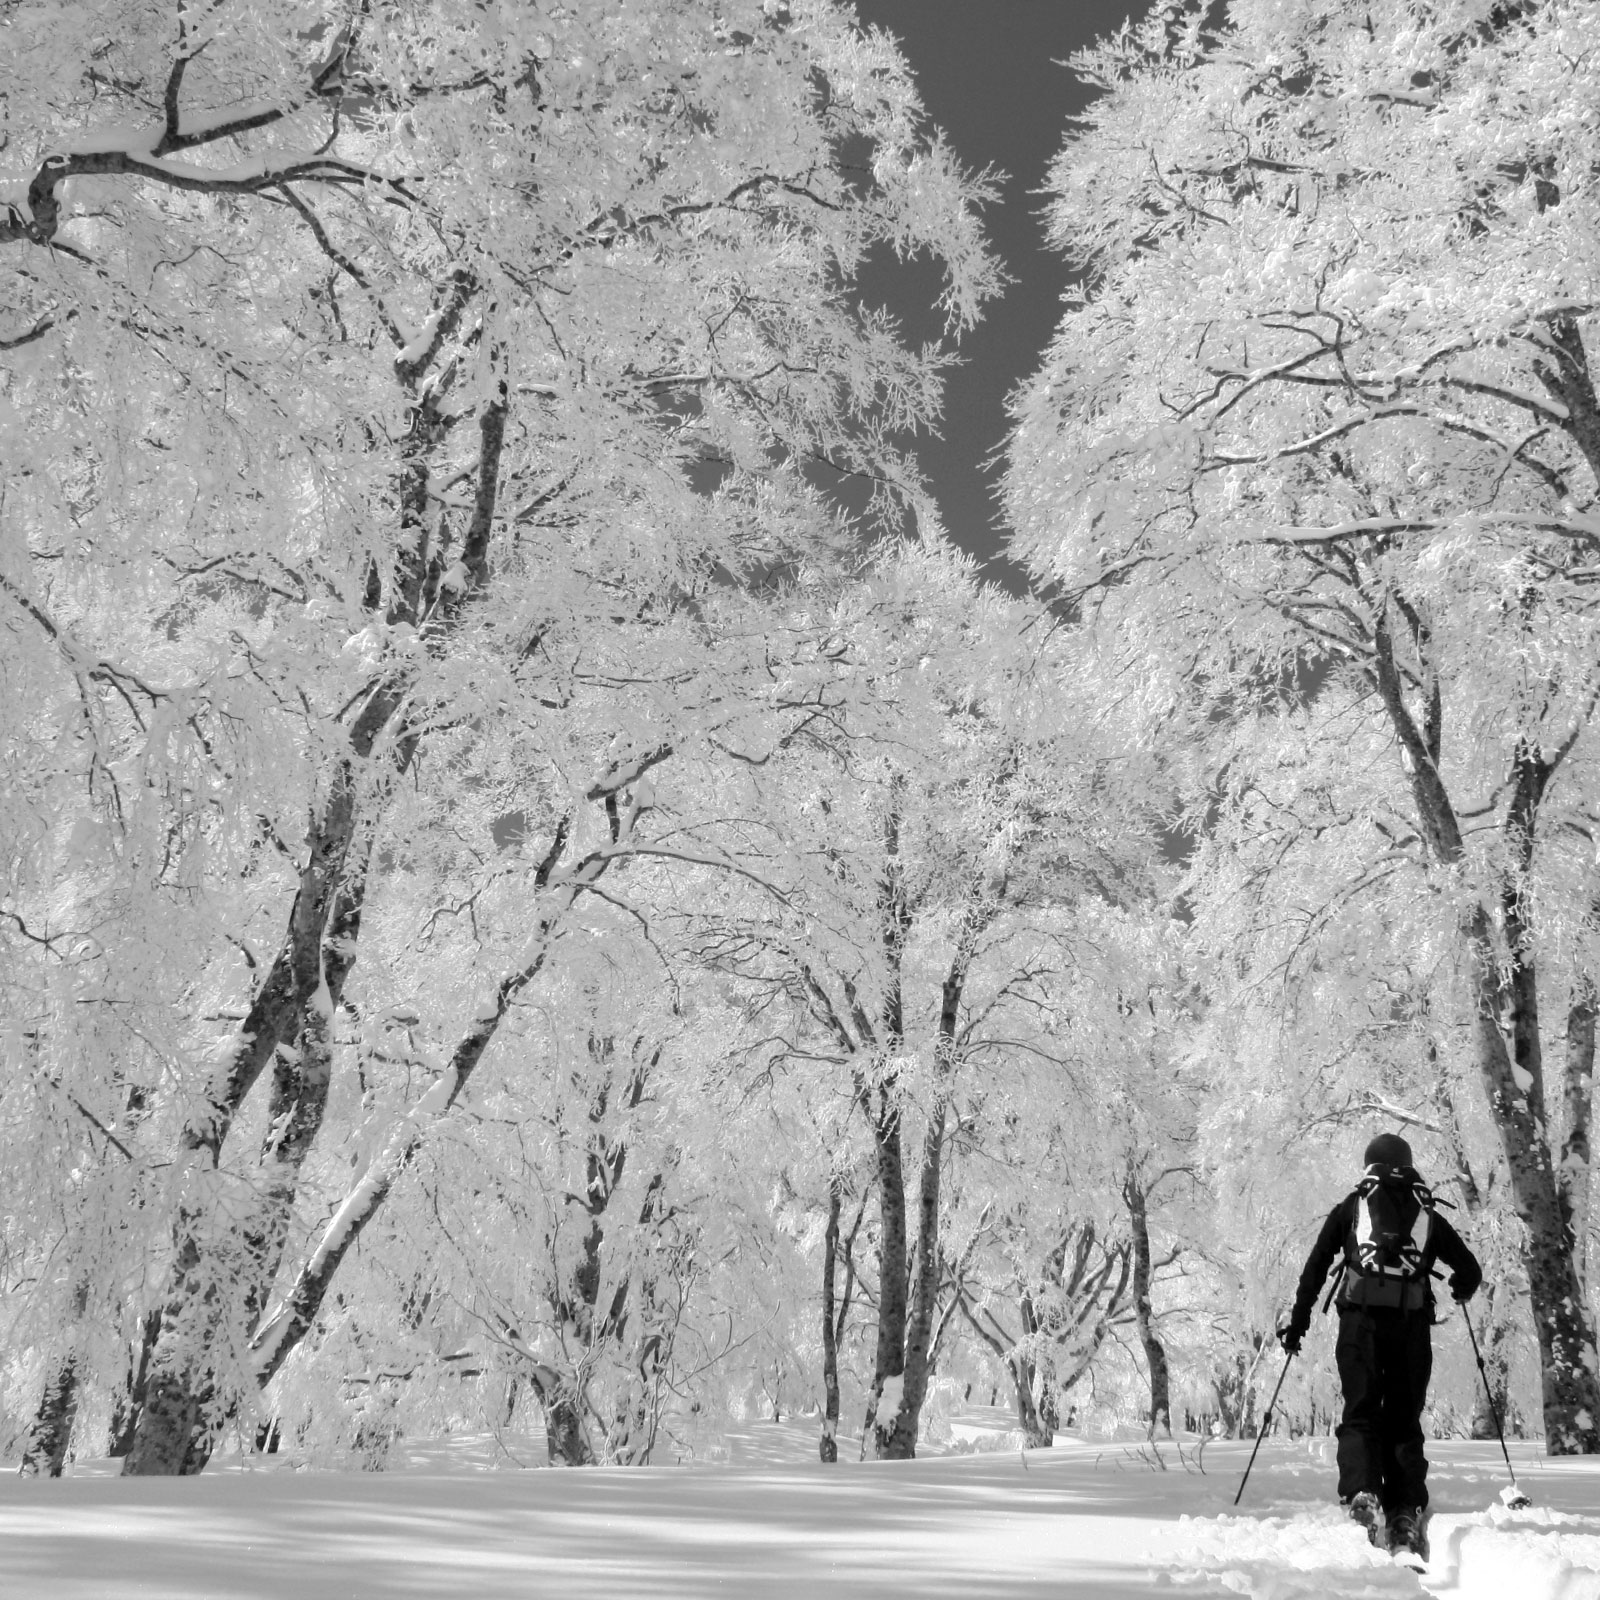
[1012, 1297, 1052, 1448]
[18, 1356, 80, 1479]
[124, 857, 366, 1477]
[19, 1357, 80, 1477]
[1011, 1368, 1050, 1448]
[821, 1178, 843, 1464]
[863, 782, 912, 1458]
[874, 1085, 945, 1459]
[107, 1311, 161, 1458]
[1561, 978, 1596, 1291]
[1037, 1346, 1061, 1440]
[18, 1279, 90, 1477]
[1124, 1169, 1172, 1438]
[819, 1174, 863, 1463]
[529, 1365, 597, 1467]
[863, 1088, 910, 1456]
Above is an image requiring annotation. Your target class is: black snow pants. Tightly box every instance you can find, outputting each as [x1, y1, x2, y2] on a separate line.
[1334, 1303, 1433, 1512]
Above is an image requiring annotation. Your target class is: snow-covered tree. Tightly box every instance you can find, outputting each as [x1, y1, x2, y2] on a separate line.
[1007, 0, 1600, 1452]
[0, 0, 1000, 1473]
[683, 540, 1168, 1458]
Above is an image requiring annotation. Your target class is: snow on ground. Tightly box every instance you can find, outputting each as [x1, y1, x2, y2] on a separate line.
[2, 1417, 1598, 1598]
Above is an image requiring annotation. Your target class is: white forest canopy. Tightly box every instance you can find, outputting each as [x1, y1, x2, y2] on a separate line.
[0, 0, 1594, 1477]
[1007, 0, 1600, 1453]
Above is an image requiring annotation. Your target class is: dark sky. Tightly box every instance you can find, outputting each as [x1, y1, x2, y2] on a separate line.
[851, 1, 1135, 590]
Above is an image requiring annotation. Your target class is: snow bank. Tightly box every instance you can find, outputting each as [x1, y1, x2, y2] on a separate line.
[1169, 1460, 1600, 1600]
[1172, 1506, 1421, 1597]
[1434, 1503, 1600, 1600]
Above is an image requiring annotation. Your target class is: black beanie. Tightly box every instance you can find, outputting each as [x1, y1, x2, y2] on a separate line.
[1363, 1132, 1413, 1169]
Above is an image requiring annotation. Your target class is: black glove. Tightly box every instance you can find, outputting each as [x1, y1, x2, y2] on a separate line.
[1277, 1324, 1303, 1356]
[1449, 1273, 1476, 1303]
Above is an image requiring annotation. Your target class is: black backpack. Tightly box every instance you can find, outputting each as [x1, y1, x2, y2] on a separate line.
[1339, 1166, 1436, 1310]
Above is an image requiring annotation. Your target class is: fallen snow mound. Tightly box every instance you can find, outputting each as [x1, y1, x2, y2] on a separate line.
[1172, 1501, 1600, 1599]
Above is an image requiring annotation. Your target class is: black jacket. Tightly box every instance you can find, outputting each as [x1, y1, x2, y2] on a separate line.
[1286, 1190, 1482, 1339]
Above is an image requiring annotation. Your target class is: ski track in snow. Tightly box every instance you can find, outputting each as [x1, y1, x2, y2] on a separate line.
[1172, 1500, 1600, 1599]
[1, 1424, 1597, 1597]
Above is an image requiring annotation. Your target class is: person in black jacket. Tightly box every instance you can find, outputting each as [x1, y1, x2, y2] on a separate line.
[1277, 1133, 1482, 1554]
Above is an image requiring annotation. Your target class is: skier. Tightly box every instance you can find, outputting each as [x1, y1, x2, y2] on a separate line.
[1277, 1133, 1482, 1561]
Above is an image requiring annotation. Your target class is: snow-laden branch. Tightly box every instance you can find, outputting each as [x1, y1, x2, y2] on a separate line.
[1208, 404, 1423, 467]
[0, 571, 169, 717]
[1255, 510, 1600, 549]
[1358, 1090, 1442, 1135]
[9, 146, 402, 248]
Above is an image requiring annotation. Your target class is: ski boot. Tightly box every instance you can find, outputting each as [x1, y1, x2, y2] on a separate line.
[1344, 1491, 1385, 1549]
[1387, 1506, 1429, 1568]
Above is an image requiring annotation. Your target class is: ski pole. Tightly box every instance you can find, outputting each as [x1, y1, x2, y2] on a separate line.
[1460, 1300, 1530, 1508]
[1233, 1347, 1293, 1507]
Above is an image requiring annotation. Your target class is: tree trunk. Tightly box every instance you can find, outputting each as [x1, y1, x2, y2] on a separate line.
[863, 1088, 910, 1457]
[18, 1278, 91, 1477]
[866, 872, 993, 1461]
[1037, 1355, 1060, 1441]
[1429, 1049, 1520, 1440]
[1466, 922, 1600, 1453]
[124, 884, 359, 1476]
[122, 753, 394, 1475]
[19, 1356, 80, 1477]
[872, 1085, 946, 1460]
[1124, 1170, 1172, 1438]
[19, 1358, 79, 1479]
[108, 1311, 161, 1458]
[1011, 1297, 1052, 1448]
[862, 781, 912, 1459]
[173, 1003, 345, 1476]
[1011, 1362, 1050, 1448]
[819, 1175, 863, 1464]
[1561, 978, 1595, 1292]
[243, 1015, 339, 1333]
[528, 1366, 596, 1466]
[245, 874, 366, 1337]
[821, 1178, 842, 1464]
